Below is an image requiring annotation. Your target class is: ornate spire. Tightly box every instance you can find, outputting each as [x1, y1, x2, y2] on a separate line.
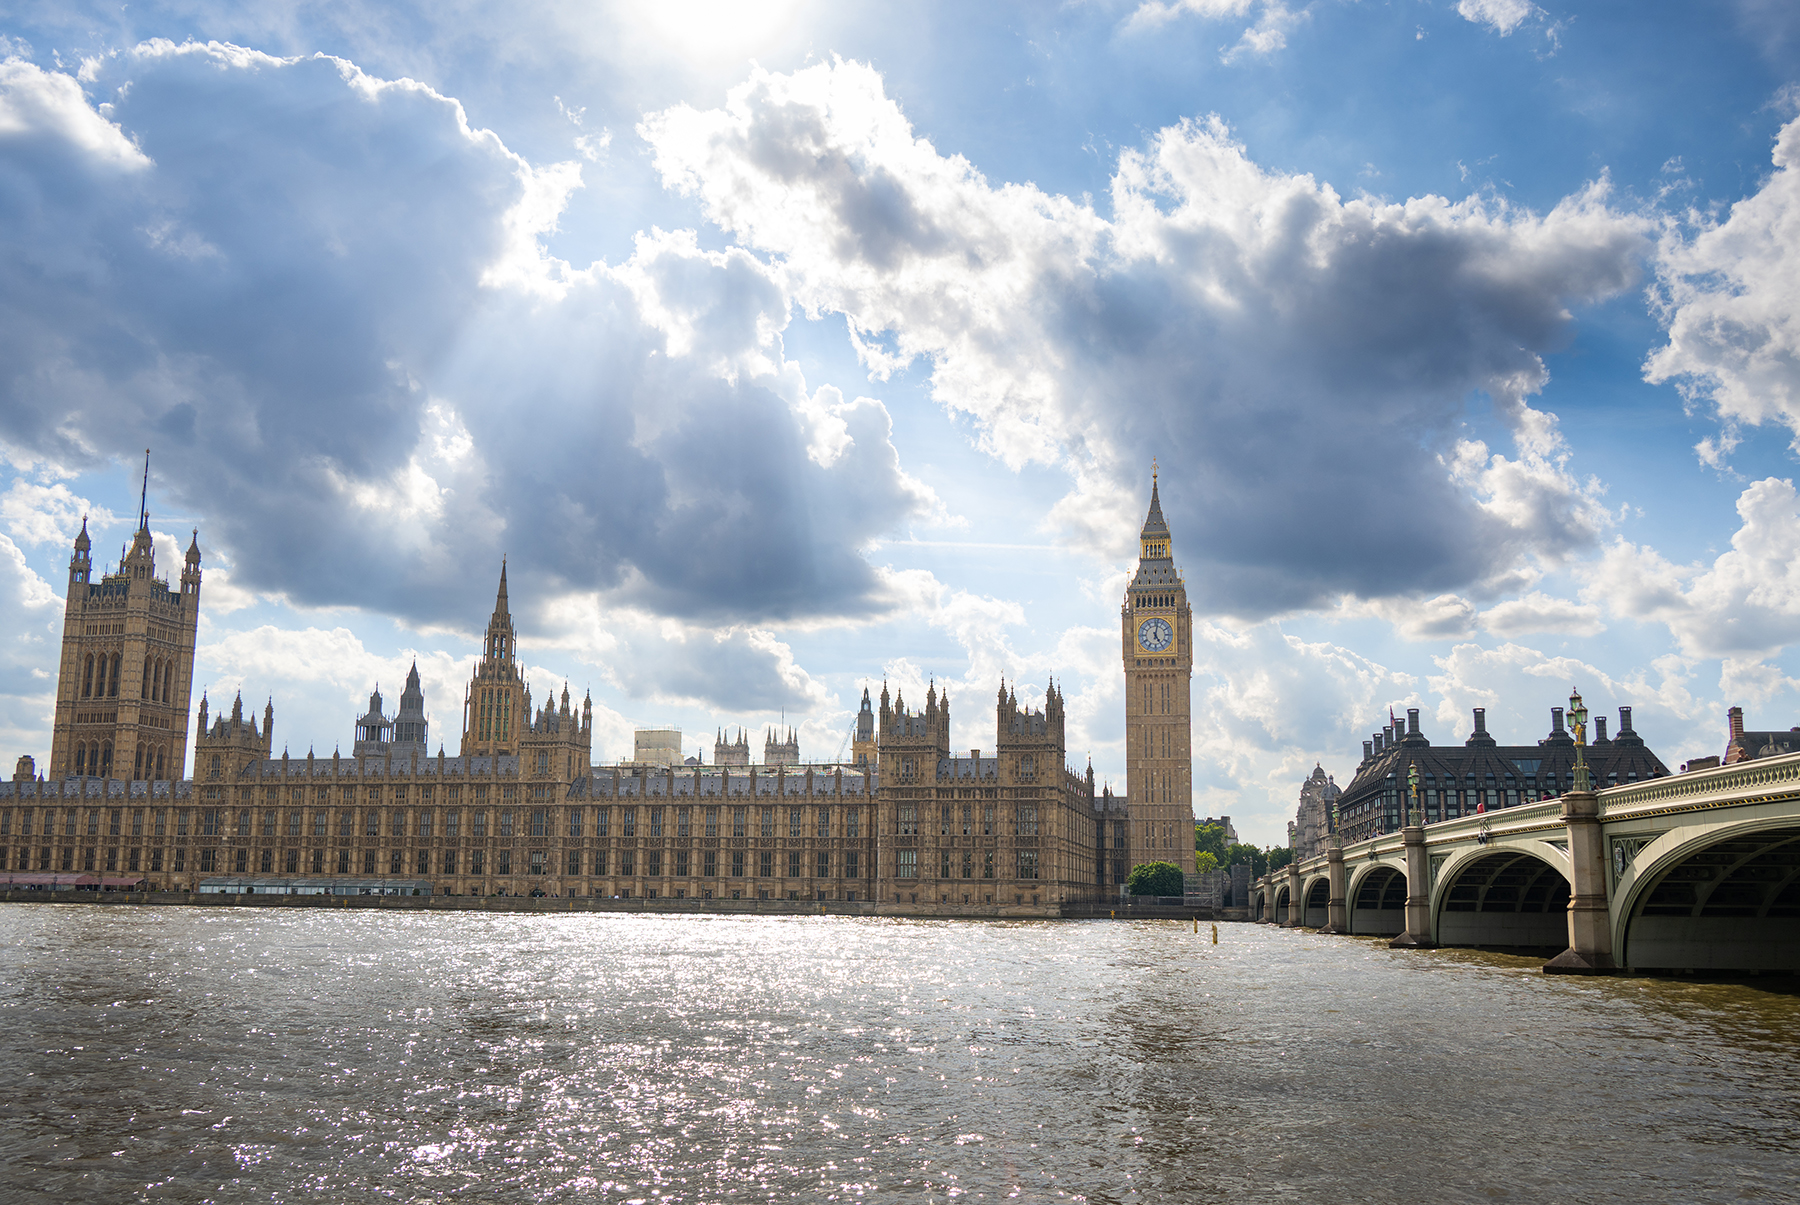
[1140, 468, 1169, 541]
[1132, 468, 1177, 587]
[138, 448, 150, 533]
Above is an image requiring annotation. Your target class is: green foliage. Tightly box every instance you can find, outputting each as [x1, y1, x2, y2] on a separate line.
[1193, 850, 1219, 874]
[1193, 822, 1228, 863]
[1224, 842, 1266, 876]
[1266, 845, 1295, 873]
[1126, 861, 1186, 897]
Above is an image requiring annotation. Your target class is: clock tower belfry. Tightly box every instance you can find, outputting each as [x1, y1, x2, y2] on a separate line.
[1120, 468, 1193, 884]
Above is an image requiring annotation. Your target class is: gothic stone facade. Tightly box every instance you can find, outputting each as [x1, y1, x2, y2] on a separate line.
[49, 512, 201, 784]
[6, 548, 1116, 911]
[5, 471, 1209, 911]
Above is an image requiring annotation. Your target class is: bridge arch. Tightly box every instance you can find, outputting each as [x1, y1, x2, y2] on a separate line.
[1618, 820, 1800, 972]
[1272, 884, 1291, 923]
[1302, 876, 1330, 928]
[1249, 885, 1266, 921]
[1346, 861, 1405, 936]
[1432, 846, 1570, 950]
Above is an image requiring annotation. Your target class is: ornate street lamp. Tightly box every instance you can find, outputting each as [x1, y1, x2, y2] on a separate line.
[1569, 686, 1591, 793]
[1407, 762, 1422, 827]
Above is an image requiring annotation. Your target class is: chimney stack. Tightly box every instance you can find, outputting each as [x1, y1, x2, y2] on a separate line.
[1552, 706, 1565, 735]
[1729, 705, 1745, 743]
[1619, 706, 1634, 736]
[1363, 740, 1374, 762]
[1407, 708, 1420, 737]
[1595, 716, 1609, 743]
[1373, 732, 1385, 754]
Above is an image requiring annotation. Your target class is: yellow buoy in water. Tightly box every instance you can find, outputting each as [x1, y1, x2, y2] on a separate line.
[1211, 924, 1219, 944]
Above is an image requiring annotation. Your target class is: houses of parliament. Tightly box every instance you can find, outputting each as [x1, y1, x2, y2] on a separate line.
[0, 471, 1196, 913]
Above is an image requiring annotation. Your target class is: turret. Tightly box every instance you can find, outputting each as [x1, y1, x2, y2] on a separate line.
[263, 699, 274, 754]
[198, 692, 209, 735]
[182, 528, 202, 596]
[69, 515, 92, 585]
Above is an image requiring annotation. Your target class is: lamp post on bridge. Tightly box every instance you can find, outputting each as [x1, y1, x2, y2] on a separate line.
[1389, 757, 1434, 949]
[1545, 685, 1617, 974]
[1569, 687, 1592, 793]
[1321, 798, 1348, 934]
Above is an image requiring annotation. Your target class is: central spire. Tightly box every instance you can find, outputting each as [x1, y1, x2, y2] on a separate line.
[138, 448, 151, 533]
[1132, 467, 1177, 588]
[483, 560, 516, 668]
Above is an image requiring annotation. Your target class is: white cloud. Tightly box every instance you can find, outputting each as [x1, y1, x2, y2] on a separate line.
[1477, 590, 1605, 637]
[1456, 0, 1543, 36]
[1336, 592, 1479, 641]
[1427, 639, 1699, 746]
[1585, 476, 1800, 660]
[0, 55, 150, 171]
[642, 61, 1649, 618]
[1646, 116, 1800, 461]
[1125, 0, 1306, 61]
[0, 477, 113, 546]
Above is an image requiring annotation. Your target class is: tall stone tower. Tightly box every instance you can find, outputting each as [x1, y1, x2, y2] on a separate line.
[392, 661, 430, 762]
[48, 453, 202, 781]
[460, 562, 528, 758]
[852, 686, 876, 769]
[1120, 468, 1193, 871]
[764, 725, 800, 766]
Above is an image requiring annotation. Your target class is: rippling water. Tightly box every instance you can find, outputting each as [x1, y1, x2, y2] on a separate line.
[1, 906, 1797, 1203]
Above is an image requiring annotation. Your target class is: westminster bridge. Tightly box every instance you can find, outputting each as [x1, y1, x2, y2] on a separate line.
[1250, 751, 1800, 973]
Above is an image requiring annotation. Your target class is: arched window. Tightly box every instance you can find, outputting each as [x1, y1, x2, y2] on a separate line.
[134, 744, 144, 780]
[75, 743, 87, 775]
[100, 742, 113, 778]
[163, 662, 173, 704]
[108, 654, 121, 698]
[82, 655, 94, 698]
[154, 748, 165, 781]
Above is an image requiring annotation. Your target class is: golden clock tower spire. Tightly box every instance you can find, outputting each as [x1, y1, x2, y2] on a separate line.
[1118, 467, 1193, 890]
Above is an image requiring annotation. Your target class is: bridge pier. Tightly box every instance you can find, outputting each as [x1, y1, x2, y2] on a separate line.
[1388, 824, 1435, 948]
[1320, 842, 1347, 933]
[1283, 864, 1303, 927]
[1544, 789, 1617, 974]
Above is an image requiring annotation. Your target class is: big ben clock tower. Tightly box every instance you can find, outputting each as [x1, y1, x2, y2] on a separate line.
[1121, 467, 1193, 876]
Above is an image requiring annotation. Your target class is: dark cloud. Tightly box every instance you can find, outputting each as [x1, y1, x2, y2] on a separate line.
[0, 45, 931, 634]
[646, 66, 1650, 618]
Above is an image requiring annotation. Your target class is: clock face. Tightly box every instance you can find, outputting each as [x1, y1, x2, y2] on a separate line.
[1137, 617, 1174, 652]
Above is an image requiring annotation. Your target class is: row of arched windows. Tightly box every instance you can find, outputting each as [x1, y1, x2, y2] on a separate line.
[77, 653, 178, 703]
[477, 689, 513, 742]
[71, 740, 169, 781]
[73, 741, 112, 778]
[141, 656, 176, 704]
[81, 653, 121, 699]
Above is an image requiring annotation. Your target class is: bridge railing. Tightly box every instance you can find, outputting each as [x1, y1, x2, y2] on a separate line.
[1251, 749, 1800, 897]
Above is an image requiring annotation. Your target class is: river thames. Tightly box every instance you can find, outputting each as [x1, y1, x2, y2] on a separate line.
[0, 907, 1795, 1203]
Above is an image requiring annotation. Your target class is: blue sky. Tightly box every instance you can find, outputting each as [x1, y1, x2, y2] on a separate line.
[2, 0, 1798, 846]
